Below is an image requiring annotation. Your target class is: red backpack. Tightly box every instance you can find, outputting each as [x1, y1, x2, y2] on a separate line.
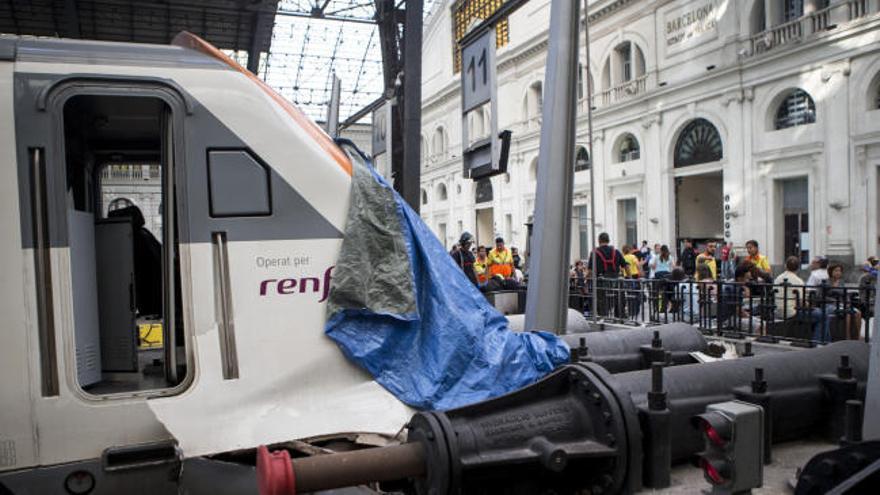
[593, 247, 619, 275]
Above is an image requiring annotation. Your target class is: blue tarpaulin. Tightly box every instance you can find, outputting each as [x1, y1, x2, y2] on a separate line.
[325, 158, 569, 411]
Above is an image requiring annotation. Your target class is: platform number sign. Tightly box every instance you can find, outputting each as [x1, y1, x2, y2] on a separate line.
[461, 31, 493, 113]
[461, 29, 509, 180]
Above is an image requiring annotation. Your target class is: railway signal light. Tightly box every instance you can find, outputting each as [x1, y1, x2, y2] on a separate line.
[692, 401, 764, 494]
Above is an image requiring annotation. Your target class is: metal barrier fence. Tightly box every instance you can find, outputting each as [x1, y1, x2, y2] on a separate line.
[564, 277, 875, 346]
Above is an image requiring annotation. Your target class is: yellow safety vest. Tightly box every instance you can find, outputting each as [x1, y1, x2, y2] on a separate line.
[487, 248, 513, 278]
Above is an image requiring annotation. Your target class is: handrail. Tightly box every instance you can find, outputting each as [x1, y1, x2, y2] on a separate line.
[745, 1, 876, 58]
[561, 277, 875, 346]
[847, 0, 868, 20]
[749, 16, 803, 55]
[30, 147, 60, 396]
[809, 5, 832, 32]
[594, 74, 648, 108]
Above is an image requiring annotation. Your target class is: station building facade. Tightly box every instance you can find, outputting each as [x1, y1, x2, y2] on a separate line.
[418, 0, 880, 270]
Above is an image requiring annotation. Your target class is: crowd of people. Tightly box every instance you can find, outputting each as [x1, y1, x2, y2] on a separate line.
[566, 233, 877, 343]
[448, 228, 877, 344]
[450, 233, 525, 291]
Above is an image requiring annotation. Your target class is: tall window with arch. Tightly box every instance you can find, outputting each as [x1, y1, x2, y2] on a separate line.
[674, 119, 723, 168]
[574, 146, 591, 171]
[618, 43, 632, 81]
[523, 81, 543, 121]
[432, 127, 447, 159]
[436, 182, 448, 202]
[872, 73, 880, 109]
[577, 63, 585, 100]
[617, 134, 641, 163]
[775, 89, 816, 130]
[420, 135, 428, 163]
[602, 41, 646, 89]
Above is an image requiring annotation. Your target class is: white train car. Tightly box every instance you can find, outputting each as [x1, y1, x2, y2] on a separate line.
[0, 33, 412, 493]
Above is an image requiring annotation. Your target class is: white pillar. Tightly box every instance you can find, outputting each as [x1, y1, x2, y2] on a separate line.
[642, 113, 664, 242]
[766, 0, 781, 27]
[723, 89, 751, 251]
[592, 129, 608, 234]
[823, 69, 854, 262]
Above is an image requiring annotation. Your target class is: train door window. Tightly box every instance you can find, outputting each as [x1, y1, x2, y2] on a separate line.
[63, 93, 186, 395]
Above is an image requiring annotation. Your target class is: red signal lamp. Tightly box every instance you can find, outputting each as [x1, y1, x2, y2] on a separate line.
[691, 412, 732, 447]
[699, 457, 730, 485]
[692, 401, 764, 493]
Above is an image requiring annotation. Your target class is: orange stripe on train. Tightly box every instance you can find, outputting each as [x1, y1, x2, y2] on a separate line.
[171, 31, 353, 177]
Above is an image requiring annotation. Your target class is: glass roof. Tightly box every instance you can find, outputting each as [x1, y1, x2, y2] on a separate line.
[264, 0, 444, 123]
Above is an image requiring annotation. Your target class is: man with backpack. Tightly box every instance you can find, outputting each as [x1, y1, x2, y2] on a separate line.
[589, 232, 627, 317]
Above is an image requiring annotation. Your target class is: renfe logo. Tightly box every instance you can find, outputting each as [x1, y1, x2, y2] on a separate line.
[259, 266, 333, 302]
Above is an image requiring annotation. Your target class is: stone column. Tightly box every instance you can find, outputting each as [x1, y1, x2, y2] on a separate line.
[766, 0, 781, 28]
[592, 129, 608, 234]
[610, 47, 623, 86]
[721, 88, 756, 250]
[641, 112, 664, 242]
[721, 88, 753, 248]
[822, 62, 854, 263]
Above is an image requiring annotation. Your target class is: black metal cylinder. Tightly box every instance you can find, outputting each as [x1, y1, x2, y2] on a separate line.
[842, 400, 863, 445]
[641, 363, 671, 488]
[734, 366, 772, 464]
[408, 366, 642, 495]
[561, 322, 706, 373]
[607, 340, 869, 462]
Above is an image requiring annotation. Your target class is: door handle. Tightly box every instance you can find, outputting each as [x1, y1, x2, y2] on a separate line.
[212, 231, 239, 380]
[30, 147, 59, 396]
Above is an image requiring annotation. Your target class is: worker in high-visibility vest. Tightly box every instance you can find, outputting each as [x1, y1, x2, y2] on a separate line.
[474, 246, 489, 285]
[487, 237, 514, 279]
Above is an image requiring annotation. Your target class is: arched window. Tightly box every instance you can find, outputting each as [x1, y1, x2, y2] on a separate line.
[674, 119, 723, 168]
[608, 41, 646, 86]
[475, 178, 493, 204]
[616, 134, 640, 163]
[871, 73, 880, 110]
[523, 81, 543, 120]
[432, 127, 447, 157]
[577, 63, 585, 100]
[775, 89, 816, 130]
[436, 182, 448, 201]
[420, 134, 428, 162]
[421, 188, 428, 206]
[574, 146, 591, 171]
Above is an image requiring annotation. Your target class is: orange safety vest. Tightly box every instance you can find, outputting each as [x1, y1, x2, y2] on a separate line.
[474, 258, 488, 284]
[487, 248, 513, 278]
